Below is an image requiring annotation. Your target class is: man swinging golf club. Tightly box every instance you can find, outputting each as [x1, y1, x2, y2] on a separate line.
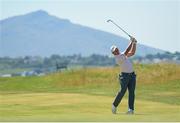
[111, 37, 137, 114]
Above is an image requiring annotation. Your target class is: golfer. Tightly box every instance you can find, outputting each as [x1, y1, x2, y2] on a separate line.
[111, 37, 137, 114]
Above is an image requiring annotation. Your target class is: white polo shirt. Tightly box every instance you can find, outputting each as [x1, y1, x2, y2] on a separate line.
[114, 53, 134, 73]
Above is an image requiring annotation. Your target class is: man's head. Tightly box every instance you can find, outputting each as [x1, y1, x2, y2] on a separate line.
[111, 45, 120, 55]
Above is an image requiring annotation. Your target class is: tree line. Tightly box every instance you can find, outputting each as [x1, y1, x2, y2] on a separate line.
[0, 51, 179, 71]
[0, 54, 115, 70]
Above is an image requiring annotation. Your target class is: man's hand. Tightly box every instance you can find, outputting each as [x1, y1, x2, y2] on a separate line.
[130, 37, 137, 43]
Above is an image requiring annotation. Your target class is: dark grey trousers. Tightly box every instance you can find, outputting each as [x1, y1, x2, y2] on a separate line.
[113, 72, 136, 110]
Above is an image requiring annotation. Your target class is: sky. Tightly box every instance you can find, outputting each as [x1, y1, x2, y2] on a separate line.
[0, 0, 180, 52]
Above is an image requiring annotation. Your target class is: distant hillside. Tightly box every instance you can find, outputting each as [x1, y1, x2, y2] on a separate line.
[0, 10, 164, 57]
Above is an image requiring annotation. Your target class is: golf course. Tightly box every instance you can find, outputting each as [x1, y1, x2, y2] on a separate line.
[0, 64, 180, 121]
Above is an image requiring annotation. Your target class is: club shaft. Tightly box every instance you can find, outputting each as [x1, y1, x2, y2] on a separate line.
[109, 20, 131, 38]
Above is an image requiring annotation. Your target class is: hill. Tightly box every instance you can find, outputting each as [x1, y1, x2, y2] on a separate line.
[0, 10, 164, 57]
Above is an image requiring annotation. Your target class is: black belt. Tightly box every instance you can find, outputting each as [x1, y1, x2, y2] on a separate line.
[121, 72, 135, 76]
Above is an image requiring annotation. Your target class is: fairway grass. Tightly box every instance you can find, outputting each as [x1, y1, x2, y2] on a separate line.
[0, 64, 180, 121]
[0, 93, 180, 122]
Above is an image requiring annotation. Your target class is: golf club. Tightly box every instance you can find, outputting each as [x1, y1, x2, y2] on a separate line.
[107, 19, 132, 38]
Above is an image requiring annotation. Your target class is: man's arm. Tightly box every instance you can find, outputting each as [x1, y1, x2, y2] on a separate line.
[124, 37, 137, 57]
[124, 41, 133, 56]
[126, 42, 136, 57]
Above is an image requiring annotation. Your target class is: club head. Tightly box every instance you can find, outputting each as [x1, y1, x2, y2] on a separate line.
[107, 19, 112, 23]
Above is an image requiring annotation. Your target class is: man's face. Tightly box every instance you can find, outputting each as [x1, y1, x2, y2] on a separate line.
[112, 48, 120, 55]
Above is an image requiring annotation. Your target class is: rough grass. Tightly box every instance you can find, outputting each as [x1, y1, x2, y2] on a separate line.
[0, 64, 180, 121]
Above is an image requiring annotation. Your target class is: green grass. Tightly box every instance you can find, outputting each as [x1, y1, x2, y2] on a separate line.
[0, 93, 179, 121]
[0, 64, 180, 121]
[0, 68, 31, 74]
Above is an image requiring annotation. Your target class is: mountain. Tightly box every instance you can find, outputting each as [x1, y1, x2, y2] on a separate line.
[0, 10, 164, 57]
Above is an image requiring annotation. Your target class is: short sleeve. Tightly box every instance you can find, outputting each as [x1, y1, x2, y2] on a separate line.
[115, 54, 126, 65]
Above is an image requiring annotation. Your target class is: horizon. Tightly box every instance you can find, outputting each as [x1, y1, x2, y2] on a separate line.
[0, 0, 179, 52]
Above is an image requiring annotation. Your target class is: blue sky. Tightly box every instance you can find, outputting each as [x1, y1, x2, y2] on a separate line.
[0, 0, 179, 52]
